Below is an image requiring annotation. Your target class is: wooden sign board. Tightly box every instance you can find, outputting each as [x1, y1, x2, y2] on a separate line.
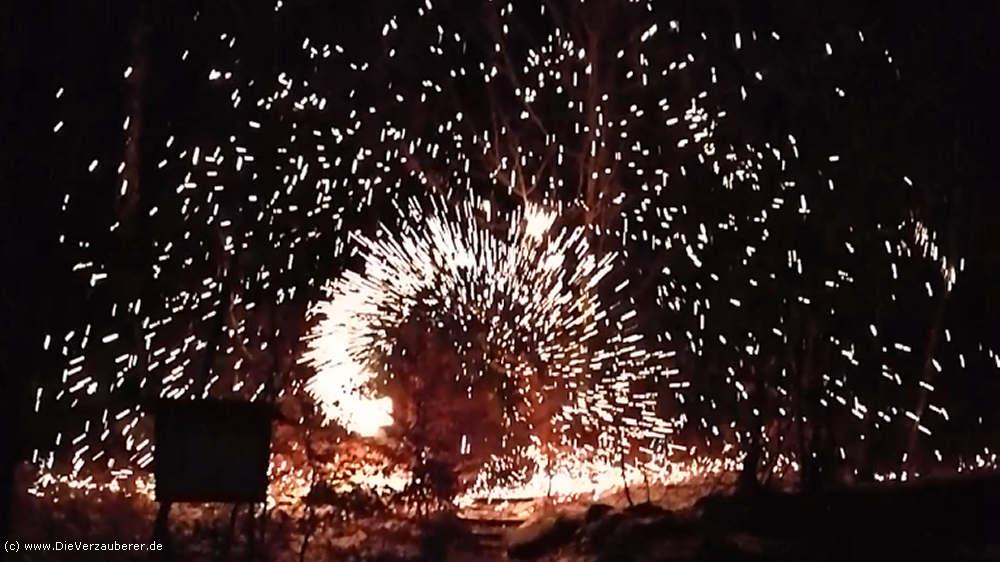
[154, 399, 272, 503]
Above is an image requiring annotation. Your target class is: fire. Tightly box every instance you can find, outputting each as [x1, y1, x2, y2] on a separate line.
[302, 357, 393, 437]
[348, 396, 394, 438]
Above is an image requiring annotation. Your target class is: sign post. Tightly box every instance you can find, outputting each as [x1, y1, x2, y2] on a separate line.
[153, 399, 273, 559]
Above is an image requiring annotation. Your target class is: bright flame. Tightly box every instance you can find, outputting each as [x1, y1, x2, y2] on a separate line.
[302, 288, 394, 436]
[351, 396, 394, 437]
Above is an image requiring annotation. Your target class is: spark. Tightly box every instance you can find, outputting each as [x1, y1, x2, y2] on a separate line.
[33, 1, 997, 511]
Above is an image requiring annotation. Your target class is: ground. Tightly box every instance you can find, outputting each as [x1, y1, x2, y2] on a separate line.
[11, 464, 1000, 561]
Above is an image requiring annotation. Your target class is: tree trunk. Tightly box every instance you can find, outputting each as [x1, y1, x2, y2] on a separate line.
[118, 0, 150, 222]
[904, 283, 950, 467]
[795, 315, 821, 493]
[738, 434, 762, 495]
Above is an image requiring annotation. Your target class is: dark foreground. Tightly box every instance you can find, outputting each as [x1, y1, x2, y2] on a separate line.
[11, 473, 1000, 561]
[500, 474, 1000, 562]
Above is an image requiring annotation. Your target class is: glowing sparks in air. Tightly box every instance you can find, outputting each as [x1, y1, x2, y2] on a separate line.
[302, 194, 666, 468]
[32, 0, 999, 511]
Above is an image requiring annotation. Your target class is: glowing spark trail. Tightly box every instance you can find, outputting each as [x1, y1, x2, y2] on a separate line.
[34, 0, 1000, 506]
[304, 195, 674, 488]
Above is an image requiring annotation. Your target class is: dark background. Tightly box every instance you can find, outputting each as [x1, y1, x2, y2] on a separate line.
[4, 0, 1000, 539]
